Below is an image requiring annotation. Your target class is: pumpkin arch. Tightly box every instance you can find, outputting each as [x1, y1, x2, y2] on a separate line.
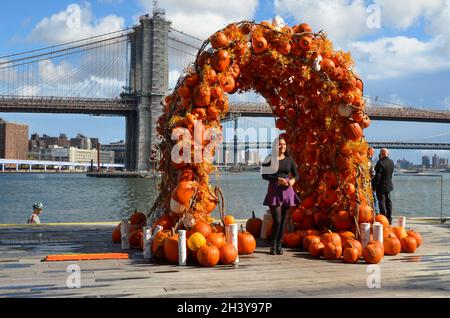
[150, 19, 374, 234]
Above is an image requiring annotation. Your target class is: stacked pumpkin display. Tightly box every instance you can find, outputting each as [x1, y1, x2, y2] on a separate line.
[112, 210, 256, 266]
[280, 212, 423, 264]
[148, 18, 376, 244]
[151, 218, 256, 267]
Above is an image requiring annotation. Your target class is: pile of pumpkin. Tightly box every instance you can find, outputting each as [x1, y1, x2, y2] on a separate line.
[112, 211, 257, 267]
[149, 17, 375, 237]
[246, 209, 423, 264]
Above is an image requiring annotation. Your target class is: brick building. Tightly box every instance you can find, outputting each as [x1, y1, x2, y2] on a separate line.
[0, 118, 29, 160]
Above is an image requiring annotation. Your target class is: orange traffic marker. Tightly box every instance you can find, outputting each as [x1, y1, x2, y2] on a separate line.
[44, 253, 129, 262]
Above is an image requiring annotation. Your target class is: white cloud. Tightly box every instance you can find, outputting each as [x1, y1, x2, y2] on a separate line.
[139, 0, 258, 39]
[39, 60, 73, 82]
[274, 0, 375, 47]
[349, 36, 450, 80]
[374, 0, 443, 30]
[29, 3, 125, 44]
[444, 96, 450, 110]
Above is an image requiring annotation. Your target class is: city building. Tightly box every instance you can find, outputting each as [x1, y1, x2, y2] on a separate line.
[245, 149, 261, 164]
[0, 118, 29, 160]
[432, 154, 439, 169]
[101, 141, 125, 164]
[69, 148, 114, 165]
[421, 155, 431, 168]
[70, 133, 92, 149]
[37, 146, 114, 165]
[396, 158, 413, 169]
[438, 158, 448, 169]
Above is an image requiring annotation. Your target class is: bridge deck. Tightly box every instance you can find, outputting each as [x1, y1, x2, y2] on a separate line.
[0, 219, 448, 298]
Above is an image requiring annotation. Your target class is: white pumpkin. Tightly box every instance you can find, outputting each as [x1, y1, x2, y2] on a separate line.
[337, 103, 353, 117]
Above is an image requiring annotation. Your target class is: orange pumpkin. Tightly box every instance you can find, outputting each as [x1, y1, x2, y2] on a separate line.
[153, 214, 173, 231]
[184, 73, 200, 88]
[333, 210, 353, 231]
[375, 214, 390, 228]
[342, 183, 356, 196]
[343, 239, 362, 258]
[130, 210, 146, 225]
[406, 229, 422, 247]
[309, 241, 324, 258]
[170, 181, 197, 214]
[323, 242, 342, 260]
[383, 233, 401, 255]
[401, 236, 417, 253]
[338, 231, 355, 244]
[285, 232, 302, 248]
[252, 36, 268, 54]
[197, 243, 220, 267]
[193, 85, 211, 107]
[210, 31, 229, 49]
[362, 242, 384, 264]
[112, 224, 121, 243]
[206, 232, 226, 249]
[177, 85, 190, 98]
[320, 231, 342, 247]
[303, 235, 320, 251]
[246, 211, 262, 238]
[219, 243, 238, 265]
[238, 230, 256, 254]
[358, 205, 374, 223]
[163, 234, 179, 263]
[343, 240, 360, 263]
[343, 122, 363, 141]
[192, 221, 212, 238]
[130, 229, 143, 250]
[223, 215, 235, 226]
[211, 49, 231, 72]
[391, 226, 408, 239]
[152, 230, 171, 258]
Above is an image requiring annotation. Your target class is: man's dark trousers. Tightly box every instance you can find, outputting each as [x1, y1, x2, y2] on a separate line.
[376, 191, 392, 224]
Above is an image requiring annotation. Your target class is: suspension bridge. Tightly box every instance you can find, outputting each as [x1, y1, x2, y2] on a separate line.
[1, 10, 450, 171]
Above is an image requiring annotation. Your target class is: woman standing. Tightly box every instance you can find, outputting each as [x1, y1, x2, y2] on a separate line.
[262, 137, 299, 255]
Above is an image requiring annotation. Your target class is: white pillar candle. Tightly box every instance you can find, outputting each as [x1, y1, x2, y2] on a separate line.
[373, 222, 383, 244]
[142, 226, 152, 260]
[120, 219, 130, 250]
[398, 216, 406, 228]
[260, 211, 272, 240]
[360, 222, 371, 249]
[226, 224, 239, 264]
[178, 230, 187, 266]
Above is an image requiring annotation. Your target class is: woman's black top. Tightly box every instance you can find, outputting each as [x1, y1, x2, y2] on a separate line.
[262, 156, 299, 182]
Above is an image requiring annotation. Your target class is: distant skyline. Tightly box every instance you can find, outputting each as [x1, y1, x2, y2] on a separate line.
[1, 0, 450, 163]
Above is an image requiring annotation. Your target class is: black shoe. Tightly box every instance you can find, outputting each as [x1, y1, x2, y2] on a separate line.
[269, 246, 276, 255]
[276, 247, 283, 255]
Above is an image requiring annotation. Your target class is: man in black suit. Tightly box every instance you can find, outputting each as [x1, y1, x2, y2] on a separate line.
[372, 148, 395, 224]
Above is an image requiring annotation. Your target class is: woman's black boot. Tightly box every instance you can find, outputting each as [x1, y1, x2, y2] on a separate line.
[276, 243, 283, 255]
[269, 242, 276, 255]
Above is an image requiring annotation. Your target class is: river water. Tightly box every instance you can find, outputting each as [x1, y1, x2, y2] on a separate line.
[0, 171, 448, 224]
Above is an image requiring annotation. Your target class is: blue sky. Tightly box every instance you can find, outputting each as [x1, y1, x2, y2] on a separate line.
[1, 0, 450, 164]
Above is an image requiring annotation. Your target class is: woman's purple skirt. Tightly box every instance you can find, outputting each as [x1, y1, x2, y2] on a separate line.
[263, 181, 300, 207]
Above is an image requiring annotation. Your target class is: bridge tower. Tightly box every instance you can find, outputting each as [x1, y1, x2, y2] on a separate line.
[125, 9, 171, 172]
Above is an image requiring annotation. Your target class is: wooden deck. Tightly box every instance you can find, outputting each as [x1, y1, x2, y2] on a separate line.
[0, 220, 449, 298]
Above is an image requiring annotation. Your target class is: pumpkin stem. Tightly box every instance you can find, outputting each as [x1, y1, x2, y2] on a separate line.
[252, 211, 256, 219]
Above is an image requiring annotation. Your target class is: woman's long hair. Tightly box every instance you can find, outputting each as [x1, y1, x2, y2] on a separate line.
[261, 137, 288, 174]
